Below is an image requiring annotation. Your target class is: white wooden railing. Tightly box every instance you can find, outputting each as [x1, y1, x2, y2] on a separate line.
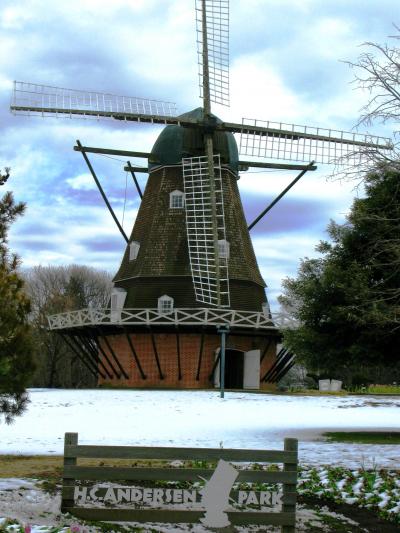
[47, 307, 295, 331]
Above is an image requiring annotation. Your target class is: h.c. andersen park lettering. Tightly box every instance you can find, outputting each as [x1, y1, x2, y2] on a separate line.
[74, 485, 283, 507]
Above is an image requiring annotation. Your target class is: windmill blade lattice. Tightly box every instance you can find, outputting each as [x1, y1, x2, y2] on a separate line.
[11, 81, 177, 120]
[183, 154, 230, 307]
[196, 0, 230, 107]
[239, 117, 392, 164]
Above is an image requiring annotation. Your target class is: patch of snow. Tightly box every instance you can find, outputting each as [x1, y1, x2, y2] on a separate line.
[0, 389, 399, 468]
[352, 480, 364, 494]
[0, 479, 38, 491]
[0, 481, 344, 533]
[343, 496, 358, 504]
[170, 460, 184, 467]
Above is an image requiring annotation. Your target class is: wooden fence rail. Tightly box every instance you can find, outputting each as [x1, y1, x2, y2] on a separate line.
[61, 433, 298, 532]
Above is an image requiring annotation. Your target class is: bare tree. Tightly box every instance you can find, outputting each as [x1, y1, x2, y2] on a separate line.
[346, 27, 400, 130]
[24, 265, 113, 388]
[330, 28, 400, 180]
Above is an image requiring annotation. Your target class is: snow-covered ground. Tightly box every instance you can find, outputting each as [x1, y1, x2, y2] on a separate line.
[1, 389, 399, 468]
[0, 478, 360, 533]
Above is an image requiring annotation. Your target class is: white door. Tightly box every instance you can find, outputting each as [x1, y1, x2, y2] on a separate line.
[243, 350, 260, 389]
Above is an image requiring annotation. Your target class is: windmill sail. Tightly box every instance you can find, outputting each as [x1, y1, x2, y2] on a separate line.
[183, 154, 230, 308]
[239, 117, 392, 164]
[10, 81, 177, 120]
[196, 0, 230, 107]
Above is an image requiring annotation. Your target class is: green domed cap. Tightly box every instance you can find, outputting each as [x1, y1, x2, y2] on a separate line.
[148, 107, 239, 173]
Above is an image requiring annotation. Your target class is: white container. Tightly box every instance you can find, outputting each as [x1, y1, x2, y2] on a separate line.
[319, 379, 331, 392]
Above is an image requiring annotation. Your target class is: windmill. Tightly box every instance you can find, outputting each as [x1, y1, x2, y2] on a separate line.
[11, 0, 392, 390]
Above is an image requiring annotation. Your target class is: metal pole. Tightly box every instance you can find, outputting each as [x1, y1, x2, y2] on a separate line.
[218, 326, 229, 398]
[248, 161, 315, 231]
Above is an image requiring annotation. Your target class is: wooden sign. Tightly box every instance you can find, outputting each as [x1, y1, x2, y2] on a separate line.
[61, 433, 298, 532]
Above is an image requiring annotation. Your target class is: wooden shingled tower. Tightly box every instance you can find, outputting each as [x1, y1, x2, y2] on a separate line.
[11, 1, 392, 389]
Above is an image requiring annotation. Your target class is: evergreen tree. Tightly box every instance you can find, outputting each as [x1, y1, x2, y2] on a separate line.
[279, 164, 400, 383]
[0, 169, 35, 423]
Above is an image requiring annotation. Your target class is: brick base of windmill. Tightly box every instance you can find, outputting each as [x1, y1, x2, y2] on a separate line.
[97, 331, 278, 389]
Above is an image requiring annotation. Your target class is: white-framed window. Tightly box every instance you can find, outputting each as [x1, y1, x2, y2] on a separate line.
[169, 190, 185, 209]
[218, 239, 230, 259]
[129, 241, 140, 260]
[158, 294, 174, 314]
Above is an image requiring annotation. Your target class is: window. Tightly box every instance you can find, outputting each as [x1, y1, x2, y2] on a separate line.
[129, 241, 140, 260]
[170, 190, 184, 209]
[158, 294, 174, 314]
[218, 239, 230, 259]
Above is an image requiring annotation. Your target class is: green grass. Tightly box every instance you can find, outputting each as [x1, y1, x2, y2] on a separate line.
[323, 431, 400, 444]
[366, 384, 400, 394]
[349, 384, 400, 394]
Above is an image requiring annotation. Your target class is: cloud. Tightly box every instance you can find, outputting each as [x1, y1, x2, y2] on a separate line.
[253, 232, 324, 309]
[66, 173, 96, 191]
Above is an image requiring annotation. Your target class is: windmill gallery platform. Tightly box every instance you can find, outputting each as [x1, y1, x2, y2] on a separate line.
[47, 109, 281, 390]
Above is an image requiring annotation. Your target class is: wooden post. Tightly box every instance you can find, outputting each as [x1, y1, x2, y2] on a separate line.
[282, 438, 298, 533]
[61, 432, 78, 513]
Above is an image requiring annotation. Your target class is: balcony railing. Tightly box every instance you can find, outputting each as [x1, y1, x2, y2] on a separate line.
[47, 307, 294, 331]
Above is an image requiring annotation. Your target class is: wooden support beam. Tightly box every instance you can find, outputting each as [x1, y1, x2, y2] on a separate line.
[77, 332, 113, 379]
[98, 329, 129, 379]
[67, 334, 101, 377]
[275, 360, 296, 383]
[76, 140, 129, 243]
[59, 333, 101, 379]
[124, 330, 147, 380]
[73, 333, 104, 376]
[74, 145, 150, 159]
[149, 330, 164, 380]
[196, 330, 205, 381]
[239, 160, 317, 171]
[262, 347, 288, 382]
[263, 349, 293, 383]
[61, 432, 78, 513]
[283, 438, 298, 533]
[268, 355, 294, 383]
[124, 165, 148, 173]
[248, 161, 315, 231]
[176, 330, 182, 380]
[93, 332, 120, 379]
[74, 145, 316, 173]
[126, 161, 143, 198]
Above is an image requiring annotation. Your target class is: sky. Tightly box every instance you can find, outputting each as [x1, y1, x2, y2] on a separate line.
[0, 0, 398, 310]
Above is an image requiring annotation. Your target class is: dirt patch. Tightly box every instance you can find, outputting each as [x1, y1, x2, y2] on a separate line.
[0, 455, 199, 479]
[0, 455, 62, 478]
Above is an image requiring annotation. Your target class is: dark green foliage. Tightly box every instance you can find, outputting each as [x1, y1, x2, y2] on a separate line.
[323, 432, 400, 445]
[0, 182, 35, 424]
[279, 164, 400, 382]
